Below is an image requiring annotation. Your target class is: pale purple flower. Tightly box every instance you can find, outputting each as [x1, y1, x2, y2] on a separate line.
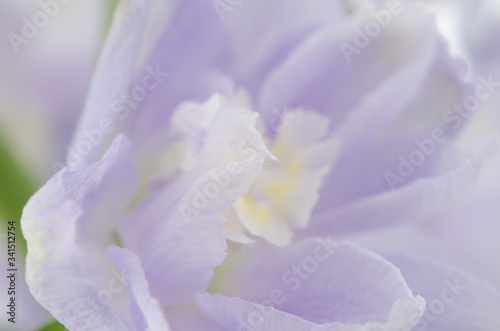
[20, 1, 500, 330]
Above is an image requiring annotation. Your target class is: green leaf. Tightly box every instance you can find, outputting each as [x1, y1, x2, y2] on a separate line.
[36, 319, 67, 331]
[0, 131, 37, 255]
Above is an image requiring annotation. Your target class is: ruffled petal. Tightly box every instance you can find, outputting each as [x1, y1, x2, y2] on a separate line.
[259, 6, 467, 134]
[307, 136, 500, 237]
[259, 6, 472, 209]
[119, 100, 274, 304]
[69, 0, 149, 167]
[198, 294, 424, 331]
[203, 240, 424, 330]
[21, 135, 137, 330]
[423, 135, 500, 286]
[107, 246, 171, 331]
[163, 305, 222, 331]
[0, 230, 51, 330]
[388, 255, 500, 330]
[125, 0, 345, 155]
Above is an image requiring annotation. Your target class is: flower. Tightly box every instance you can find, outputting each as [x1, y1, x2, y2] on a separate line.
[20, 0, 500, 330]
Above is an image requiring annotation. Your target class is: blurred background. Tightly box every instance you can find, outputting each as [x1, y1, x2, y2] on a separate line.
[0, 0, 498, 330]
[0, 1, 115, 329]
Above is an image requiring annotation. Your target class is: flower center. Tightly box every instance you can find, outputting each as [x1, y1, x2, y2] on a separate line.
[163, 92, 340, 247]
[225, 108, 341, 247]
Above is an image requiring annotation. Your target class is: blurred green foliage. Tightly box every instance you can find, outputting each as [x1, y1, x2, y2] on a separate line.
[37, 320, 68, 331]
[0, 134, 34, 255]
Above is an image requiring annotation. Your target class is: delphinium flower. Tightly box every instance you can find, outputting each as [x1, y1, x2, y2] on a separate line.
[18, 0, 500, 330]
